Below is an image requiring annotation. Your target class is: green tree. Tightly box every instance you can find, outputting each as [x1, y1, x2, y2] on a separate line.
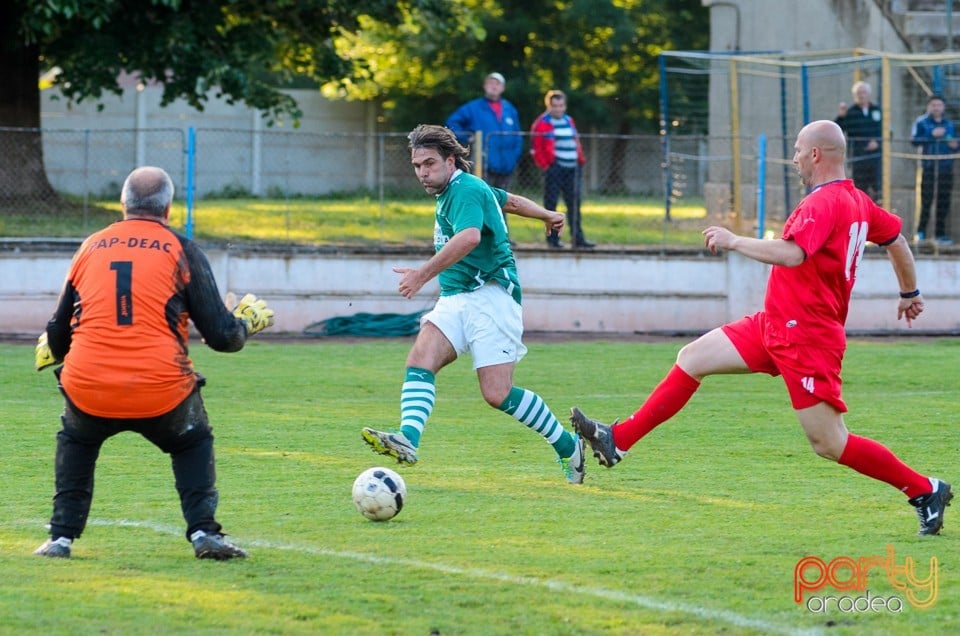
[325, 0, 708, 191]
[0, 0, 458, 206]
[326, 0, 708, 134]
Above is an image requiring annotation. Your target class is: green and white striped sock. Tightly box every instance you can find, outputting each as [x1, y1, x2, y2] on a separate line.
[499, 386, 575, 458]
[398, 367, 435, 447]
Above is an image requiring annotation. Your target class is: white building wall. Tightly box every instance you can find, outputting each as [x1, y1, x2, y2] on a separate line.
[704, 0, 908, 54]
[39, 85, 380, 197]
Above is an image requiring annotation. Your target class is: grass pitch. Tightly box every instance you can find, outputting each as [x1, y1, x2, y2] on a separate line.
[2, 337, 958, 635]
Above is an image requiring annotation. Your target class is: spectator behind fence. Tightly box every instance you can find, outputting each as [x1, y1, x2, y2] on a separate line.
[530, 90, 594, 249]
[446, 73, 523, 240]
[835, 81, 882, 201]
[33, 166, 275, 560]
[911, 94, 958, 245]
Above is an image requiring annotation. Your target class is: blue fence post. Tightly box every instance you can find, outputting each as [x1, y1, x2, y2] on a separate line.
[933, 65, 943, 96]
[801, 64, 810, 124]
[83, 129, 90, 227]
[185, 126, 196, 239]
[659, 54, 672, 222]
[757, 133, 766, 239]
[778, 69, 792, 216]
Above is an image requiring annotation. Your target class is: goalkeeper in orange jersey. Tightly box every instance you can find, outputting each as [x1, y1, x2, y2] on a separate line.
[33, 166, 274, 560]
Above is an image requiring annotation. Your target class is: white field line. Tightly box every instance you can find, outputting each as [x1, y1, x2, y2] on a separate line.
[85, 518, 821, 636]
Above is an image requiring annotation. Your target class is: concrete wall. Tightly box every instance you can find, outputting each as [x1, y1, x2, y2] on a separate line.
[41, 82, 376, 137]
[40, 85, 385, 197]
[38, 86, 667, 201]
[4, 245, 958, 336]
[704, 0, 908, 54]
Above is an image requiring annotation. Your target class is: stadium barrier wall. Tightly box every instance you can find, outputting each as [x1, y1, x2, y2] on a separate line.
[3, 246, 958, 336]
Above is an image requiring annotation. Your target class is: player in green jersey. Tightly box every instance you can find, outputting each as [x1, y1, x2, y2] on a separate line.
[362, 124, 585, 484]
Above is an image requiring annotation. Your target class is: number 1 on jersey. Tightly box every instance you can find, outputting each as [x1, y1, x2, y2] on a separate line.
[110, 261, 133, 325]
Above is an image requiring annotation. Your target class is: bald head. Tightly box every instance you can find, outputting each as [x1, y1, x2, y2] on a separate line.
[121, 166, 174, 219]
[800, 120, 846, 162]
[793, 120, 848, 187]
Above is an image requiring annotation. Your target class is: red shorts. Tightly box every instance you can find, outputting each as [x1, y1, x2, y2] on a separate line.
[721, 312, 847, 413]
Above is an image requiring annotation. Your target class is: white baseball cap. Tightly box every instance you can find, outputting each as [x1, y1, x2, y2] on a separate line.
[485, 72, 506, 85]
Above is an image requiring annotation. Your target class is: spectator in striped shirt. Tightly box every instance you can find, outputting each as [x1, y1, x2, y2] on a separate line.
[531, 90, 594, 249]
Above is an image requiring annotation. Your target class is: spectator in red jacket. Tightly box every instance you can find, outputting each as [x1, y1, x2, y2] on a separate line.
[530, 90, 593, 249]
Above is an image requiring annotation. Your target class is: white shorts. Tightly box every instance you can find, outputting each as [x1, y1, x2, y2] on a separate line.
[423, 282, 528, 370]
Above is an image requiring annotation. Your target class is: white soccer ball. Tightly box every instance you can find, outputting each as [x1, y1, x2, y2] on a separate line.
[352, 466, 407, 521]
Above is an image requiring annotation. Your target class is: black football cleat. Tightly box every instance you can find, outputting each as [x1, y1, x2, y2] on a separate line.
[909, 479, 953, 536]
[569, 407, 625, 467]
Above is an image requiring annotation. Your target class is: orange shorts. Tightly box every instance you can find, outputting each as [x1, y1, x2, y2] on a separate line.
[721, 312, 847, 413]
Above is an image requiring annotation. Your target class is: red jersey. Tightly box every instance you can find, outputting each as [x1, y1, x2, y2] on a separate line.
[763, 179, 901, 348]
[49, 218, 247, 418]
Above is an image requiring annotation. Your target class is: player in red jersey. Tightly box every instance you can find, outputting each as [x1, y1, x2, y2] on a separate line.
[33, 166, 274, 559]
[571, 120, 952, 535]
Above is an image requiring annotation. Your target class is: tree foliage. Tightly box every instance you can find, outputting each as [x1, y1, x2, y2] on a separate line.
[325, 0, 709, 133]
[0, 0, 707, 205]
[0, 0, 458, 205]
[6, 0, 707, 132]
[6, 0, 459, 125]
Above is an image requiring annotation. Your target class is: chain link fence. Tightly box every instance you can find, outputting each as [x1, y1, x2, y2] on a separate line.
[7, 121, 960, 246]
[0, 126, 679, 246]
[0, 127, 669, 202]
[661, 48, 960, 243]
[0, 126, 186, 224]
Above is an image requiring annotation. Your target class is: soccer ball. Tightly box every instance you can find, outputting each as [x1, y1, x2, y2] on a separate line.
[352, 466, 407, 521]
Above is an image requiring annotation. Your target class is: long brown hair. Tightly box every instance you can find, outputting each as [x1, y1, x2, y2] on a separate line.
[408, 124, 473, 173]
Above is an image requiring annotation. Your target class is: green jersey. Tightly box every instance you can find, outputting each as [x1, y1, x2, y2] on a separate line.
[434, 170, 522, 303]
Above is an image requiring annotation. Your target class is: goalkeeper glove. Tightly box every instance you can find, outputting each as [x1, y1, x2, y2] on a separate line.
[35, 332, 59, 371]
[233, 293, 275, 336]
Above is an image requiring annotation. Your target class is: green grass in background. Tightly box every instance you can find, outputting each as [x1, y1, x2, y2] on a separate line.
[2, 337, 957, 635]
[0, 195, 713, 247]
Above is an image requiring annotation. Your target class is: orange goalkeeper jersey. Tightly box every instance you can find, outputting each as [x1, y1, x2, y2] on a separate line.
[48, 218, 247, 418]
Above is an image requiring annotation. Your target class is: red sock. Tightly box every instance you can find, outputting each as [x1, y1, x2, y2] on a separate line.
[612, 365, 701, 450]
[838, 434, 931, 498]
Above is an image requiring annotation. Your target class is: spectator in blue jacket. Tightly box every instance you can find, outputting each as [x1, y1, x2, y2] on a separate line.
[446, 73, 524, 240]
[911, 95, 958, 245]
[446, 73, 524, 191]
